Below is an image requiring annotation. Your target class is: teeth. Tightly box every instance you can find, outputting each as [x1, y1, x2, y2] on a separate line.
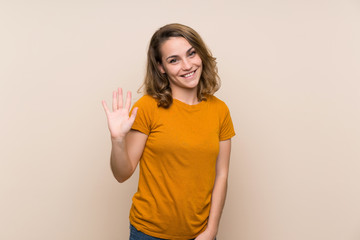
[184, 71, 194, 77]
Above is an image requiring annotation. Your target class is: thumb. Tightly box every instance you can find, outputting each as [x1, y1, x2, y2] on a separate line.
[129, 107, 138, 123]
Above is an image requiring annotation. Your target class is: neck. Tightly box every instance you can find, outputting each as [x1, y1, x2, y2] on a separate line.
[172, 88, 199, 105]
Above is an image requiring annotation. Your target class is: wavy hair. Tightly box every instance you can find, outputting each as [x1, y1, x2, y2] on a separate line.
[139, 23, 220, 108]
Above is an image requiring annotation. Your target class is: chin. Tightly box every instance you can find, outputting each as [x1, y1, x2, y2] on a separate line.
[185, 79, 200, 89]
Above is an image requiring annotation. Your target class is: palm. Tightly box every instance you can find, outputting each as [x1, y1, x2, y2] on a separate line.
[102, 88, 138, 139]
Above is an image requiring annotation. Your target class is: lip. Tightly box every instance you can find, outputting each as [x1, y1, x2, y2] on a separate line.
[181, 69, 197, 79]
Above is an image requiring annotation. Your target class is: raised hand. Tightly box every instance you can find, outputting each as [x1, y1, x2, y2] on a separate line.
[102, 88, 138, 140]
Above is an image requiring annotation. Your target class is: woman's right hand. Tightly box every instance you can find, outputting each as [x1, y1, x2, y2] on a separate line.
[102, 88, 138, 140]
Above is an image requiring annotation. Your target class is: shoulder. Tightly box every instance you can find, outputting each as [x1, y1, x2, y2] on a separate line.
[133, 95, 158, 108]
[131, 95, 158, 131]
[207, 95, 236, 139]
[205, 95, 230, 111]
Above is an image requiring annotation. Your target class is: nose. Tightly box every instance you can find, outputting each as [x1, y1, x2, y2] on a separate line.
[181, 59, 192, 71]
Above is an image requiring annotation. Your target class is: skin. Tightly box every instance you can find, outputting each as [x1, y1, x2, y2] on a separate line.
[102, 89, 147, 183]
[102, 37, 232, 240]
[157, 37, 203, 105]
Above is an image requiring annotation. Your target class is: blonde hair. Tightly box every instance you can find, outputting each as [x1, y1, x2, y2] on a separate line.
[139, 23, 220, 108]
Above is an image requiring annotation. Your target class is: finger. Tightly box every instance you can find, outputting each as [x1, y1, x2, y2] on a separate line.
[129, 107, 138, 123]
[112, 91, 117, 111]
[118, 88, 123, 109]
[125, 91, 132, 111]
[102, 100, 110, 115]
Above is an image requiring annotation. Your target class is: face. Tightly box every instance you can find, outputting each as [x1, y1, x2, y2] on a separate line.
[158, 37, 203, 92]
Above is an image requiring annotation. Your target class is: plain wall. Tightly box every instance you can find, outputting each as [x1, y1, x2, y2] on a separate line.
[1, 0, 359, 239]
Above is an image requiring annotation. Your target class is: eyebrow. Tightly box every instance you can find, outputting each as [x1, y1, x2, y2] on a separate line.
[165, 47, 194, 61]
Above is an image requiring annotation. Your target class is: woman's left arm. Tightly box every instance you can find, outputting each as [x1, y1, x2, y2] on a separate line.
[195, 139, 232, 240]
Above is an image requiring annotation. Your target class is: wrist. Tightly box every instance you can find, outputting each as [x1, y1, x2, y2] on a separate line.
[111, 135, 126, 143]
[204, 227, 218, 238]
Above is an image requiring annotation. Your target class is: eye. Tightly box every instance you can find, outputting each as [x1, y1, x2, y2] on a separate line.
[189, 50, 196, 57]
[169, 58, 177, 64]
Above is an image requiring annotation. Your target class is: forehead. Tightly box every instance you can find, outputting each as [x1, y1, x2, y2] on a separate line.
[160, 37, 193, 58]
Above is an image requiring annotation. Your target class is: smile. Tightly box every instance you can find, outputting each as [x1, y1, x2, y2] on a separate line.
[181, 69, 197, 78]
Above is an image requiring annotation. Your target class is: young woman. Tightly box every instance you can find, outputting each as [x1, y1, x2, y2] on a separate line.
[102, 23, 235, 240]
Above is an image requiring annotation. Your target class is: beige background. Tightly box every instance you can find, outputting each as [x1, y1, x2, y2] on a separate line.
[1, 0, 359, 239]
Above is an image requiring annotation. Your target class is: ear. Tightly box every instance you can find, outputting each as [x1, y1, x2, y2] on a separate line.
[157, 62, 166, 74]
